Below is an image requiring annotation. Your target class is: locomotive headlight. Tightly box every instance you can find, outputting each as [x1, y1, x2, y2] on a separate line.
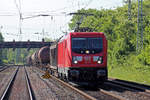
[74, 60, 78, 64]
[85, 50, 90, 54]
[93, 56, 103, 64]
[97, 60, 101, 64]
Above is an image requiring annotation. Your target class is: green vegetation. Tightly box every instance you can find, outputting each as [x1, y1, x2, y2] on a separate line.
[69, 0, 150, 85]
[0, 32, 4, 64]
[1, 48, 37, 65]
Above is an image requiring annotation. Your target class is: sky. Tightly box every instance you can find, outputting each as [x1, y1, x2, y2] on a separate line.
[0, 0, 124, 41]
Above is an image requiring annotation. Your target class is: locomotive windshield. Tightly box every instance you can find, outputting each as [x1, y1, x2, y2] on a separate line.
[72, 37, 103, 54]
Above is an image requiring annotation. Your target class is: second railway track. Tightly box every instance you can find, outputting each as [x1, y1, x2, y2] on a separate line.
[97, 78, 150, 100]
[0, 66, 34, 100]
[108, 78, 150, 93]
[0, 66, 9, 72]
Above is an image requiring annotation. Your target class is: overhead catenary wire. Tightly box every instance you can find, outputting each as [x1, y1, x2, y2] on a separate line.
[1, 0, 124, 41]
[0, 0, 93, 17]
[83, 0, 94, 9]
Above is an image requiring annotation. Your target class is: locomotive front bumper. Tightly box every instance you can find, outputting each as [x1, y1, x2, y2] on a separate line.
[68, 67, 107, 82]
[69, 70, 80, 78]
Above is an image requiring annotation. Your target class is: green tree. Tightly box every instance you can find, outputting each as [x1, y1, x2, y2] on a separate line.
[0, 32, 4, 65]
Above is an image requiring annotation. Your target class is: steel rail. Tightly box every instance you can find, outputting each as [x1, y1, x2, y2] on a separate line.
[0, 66, 19, 100]
[24, 66, 35, 100]
[105, 81, 150, 98]
[35, 67, 128, 100]
[109, 78, 150, 88]
[34, 67, 97, 100]
[0, 66, 4, 69]
[108, 78, 150, 93]
[99, 89, 126, 100]
[0, 66, 9, 72]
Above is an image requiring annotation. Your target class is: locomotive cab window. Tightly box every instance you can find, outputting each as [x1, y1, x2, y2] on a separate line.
[72, 37, 103, 54]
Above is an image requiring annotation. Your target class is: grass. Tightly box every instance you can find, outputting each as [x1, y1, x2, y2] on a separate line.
[108, 59, 150, 86]
[108, 54, 150, 85]
[108, 66, 150, 85]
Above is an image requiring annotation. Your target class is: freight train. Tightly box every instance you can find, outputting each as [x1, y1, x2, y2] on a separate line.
[27, 32, 107, 86]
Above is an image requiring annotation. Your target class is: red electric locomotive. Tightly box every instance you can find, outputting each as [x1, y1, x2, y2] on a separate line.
[50, 32, 107, 85]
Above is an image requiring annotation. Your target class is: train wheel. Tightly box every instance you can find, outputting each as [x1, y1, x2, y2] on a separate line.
[52, 70, 54, 76]
[60, 73, 63, 80]
[62, 74, 65, 81]
[58, 73, 60, 78]
[64, 75, 69, 82]
[50, 70, 52, 75]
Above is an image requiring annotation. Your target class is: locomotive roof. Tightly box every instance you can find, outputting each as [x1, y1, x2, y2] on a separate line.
[51, 32, 105, 46]
[60, 32, 105, 41]
[70, 32, 104, 36]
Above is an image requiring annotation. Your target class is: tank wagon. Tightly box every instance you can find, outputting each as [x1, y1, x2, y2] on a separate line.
[29, 46, 50, 66]
[38, 46, 50, 65]
[26, 56, 32, 66]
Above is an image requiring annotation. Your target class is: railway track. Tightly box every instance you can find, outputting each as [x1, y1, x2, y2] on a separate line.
[76, 84, 125, 100]
[74, 78, 150, 100]
[0, 66, 17, 99]
[0, 66, 35, 100]
[32, 67, 97, 100]
[0, 66, 19, 100]
[33, 67, 128, 100]
[24, 67, 35, 100]
[34, 66, 150, 100]
[0, 66, 9, 72]
[95, 78, 150, 100]
[108, 78, 150, 93]
[1, 66, 149, 100]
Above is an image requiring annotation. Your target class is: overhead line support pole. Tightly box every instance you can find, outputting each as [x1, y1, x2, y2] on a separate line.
[137, 0, 143, 53]
[128, 0, 132, 20]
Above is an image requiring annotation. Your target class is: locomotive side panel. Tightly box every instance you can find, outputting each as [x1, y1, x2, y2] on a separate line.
[57, 34, 72, 76]
[57, 41, 63, 67]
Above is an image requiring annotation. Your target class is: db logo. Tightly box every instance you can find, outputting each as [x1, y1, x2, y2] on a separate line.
[84, 56, 91, 63]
